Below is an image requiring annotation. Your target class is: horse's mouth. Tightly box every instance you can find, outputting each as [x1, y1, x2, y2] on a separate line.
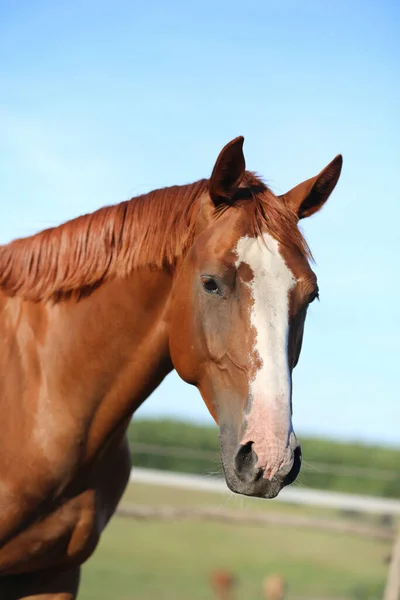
[221, 463, 300, 499]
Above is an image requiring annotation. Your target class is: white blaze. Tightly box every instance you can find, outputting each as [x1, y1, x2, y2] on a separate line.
[234, 233, 297, 478]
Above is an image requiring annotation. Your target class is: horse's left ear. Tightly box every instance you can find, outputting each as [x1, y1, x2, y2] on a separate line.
[280, 155, 343, 219]
[209, 136, 246, 206]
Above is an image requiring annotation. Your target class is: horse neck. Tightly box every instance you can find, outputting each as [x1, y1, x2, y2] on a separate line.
[60, 267, 174, 402]
[2, 266, 175, 460]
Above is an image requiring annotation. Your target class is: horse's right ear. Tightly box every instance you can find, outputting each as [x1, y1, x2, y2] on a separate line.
[209, 137, 246, 206]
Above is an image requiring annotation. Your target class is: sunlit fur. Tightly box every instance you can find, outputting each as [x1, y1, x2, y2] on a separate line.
[0, 137, 341, 597]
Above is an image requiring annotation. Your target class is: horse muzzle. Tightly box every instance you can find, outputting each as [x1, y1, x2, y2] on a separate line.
[219, 425, 302, 499]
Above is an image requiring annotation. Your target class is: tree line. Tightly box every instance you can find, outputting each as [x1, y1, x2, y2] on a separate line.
[127, 419, 400, 498]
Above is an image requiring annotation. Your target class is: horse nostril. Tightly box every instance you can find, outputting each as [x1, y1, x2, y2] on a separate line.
[293, 444, 302, 468]
[283, 444, 302, 486]
[234, 442, 262, 483]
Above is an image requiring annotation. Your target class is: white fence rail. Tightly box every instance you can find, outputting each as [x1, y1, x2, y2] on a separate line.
[130, 467, 400, 516]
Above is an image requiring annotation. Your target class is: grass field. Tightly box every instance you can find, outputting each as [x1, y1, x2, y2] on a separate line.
[79, 482, 390, 599]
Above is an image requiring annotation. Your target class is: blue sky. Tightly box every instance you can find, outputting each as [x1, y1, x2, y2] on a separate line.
[1, 1, 399, 446]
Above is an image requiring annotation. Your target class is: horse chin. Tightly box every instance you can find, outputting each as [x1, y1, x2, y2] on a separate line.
[221, 463, 285, 499]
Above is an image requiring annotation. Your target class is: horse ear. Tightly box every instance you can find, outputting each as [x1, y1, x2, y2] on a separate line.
[209, 137, 246, 206]
[280, 155, 343, 219]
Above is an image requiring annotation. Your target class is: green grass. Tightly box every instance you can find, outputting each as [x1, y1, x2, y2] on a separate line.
[79, 482, 390, 600]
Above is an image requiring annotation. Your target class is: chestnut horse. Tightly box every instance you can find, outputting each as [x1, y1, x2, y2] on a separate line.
[0, 137, 342, 598]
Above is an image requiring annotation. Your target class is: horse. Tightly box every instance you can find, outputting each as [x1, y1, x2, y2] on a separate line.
[0, 137, 342, 598]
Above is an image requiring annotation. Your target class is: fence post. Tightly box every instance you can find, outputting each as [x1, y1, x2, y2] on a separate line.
[384, 524, 400, 600]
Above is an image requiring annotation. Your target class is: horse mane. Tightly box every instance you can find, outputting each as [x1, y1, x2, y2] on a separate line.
[0, 173, 310, 302]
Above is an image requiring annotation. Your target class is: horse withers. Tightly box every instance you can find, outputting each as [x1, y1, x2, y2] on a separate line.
[0, 137, 342, 598]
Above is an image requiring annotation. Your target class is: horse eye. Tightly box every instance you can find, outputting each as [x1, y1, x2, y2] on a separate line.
[309, 289, 320, 303]
[201, 276, 220, 295]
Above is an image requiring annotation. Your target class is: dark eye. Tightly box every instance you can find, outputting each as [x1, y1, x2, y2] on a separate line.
[309, 289, 320, 304]
[201, 276, 220, 295]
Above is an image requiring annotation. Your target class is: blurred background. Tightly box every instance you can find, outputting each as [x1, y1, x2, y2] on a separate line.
[1, 1, 399, 598]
